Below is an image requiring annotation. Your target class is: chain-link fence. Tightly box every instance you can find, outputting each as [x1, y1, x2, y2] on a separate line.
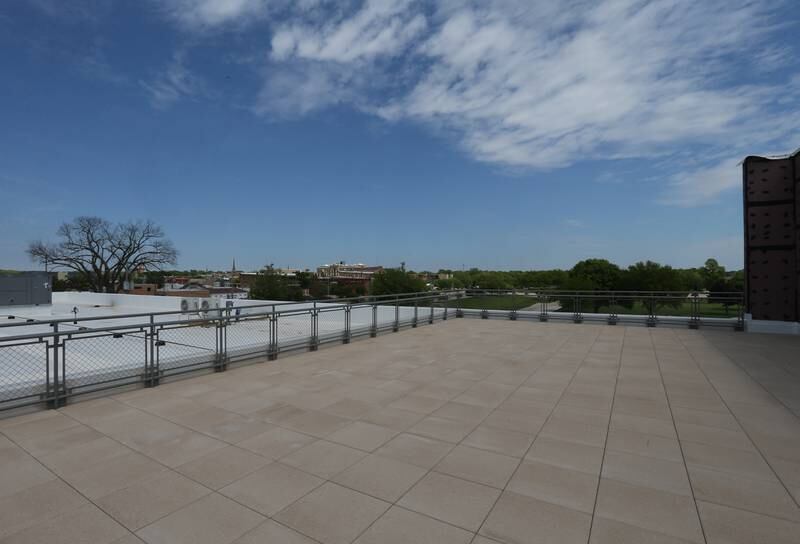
[0, 339, 49, 410]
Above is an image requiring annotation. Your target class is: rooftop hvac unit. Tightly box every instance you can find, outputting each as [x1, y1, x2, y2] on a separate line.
[180, 298, 199, 313]
[199, 299, 210, 318]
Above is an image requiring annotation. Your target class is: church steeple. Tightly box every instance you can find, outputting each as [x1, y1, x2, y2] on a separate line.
[231, 258, 237, 273]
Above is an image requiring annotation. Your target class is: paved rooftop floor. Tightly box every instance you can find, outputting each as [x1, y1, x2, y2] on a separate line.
[1, 319, 799, 544]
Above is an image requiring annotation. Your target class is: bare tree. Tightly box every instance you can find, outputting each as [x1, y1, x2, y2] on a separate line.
[28, 217, 178, 293]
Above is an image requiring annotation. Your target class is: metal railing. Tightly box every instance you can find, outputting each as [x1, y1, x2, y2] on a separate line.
[0, 292, 452, 411]
[0, 289, 742, 412]
[451, 289, 744, 330]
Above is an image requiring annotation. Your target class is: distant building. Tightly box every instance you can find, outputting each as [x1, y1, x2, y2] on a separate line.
[317, 262, 384, 291]
[238, 272, 259, 290]
[160, 287, 210, 298]
[0, 271, 52, 307]
[206, 286, 249, 300]
[275, 268, 302, 277]
[317, 263, 383, 281]
[125, 283, 159, 295]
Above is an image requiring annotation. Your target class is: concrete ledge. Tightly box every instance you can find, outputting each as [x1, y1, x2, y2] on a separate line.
[744, 314, 800, 335]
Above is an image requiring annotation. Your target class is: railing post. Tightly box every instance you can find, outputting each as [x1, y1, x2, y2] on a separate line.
[646, 293, 657, 327]
[412, 300, 418, 328]
[215, 312, 227, 372]
[608, 293, 618, 325]
[689, 294, 700, 329]
[310, 303, 319, 351]
[343, 305, 351, 343]
[442, 296, 448, 320]
[393, 298, 399, 332]
[539, 293, 548, 322]
[573, 295, 582, 323]
[510, 290, 516, 320]
[456, 296, 464, 318]
[46, 322, 65, 409]
[370, 304, 378, 337]
[268, 306, 278, 360]
[429, 299, 435, 324]
[146, 315, 159, 386]
[735, 296, 744, 331]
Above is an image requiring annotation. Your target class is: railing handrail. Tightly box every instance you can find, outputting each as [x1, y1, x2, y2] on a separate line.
[0, 292, 457, 342]
[0, 288, 744, 333]
[0, 290, 455, 330]
[0, 287, 744, 413]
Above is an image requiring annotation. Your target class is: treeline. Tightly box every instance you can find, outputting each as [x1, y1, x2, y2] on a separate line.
[435, 258, 742, 293]
[250, 268, 427, 301]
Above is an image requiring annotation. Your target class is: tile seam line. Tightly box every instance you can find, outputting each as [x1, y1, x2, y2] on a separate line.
[0, 420, 145, 544]
[698, 332, 800, 423]
[672, 331, 800, 511]
[239, 321, 538, 543]
[651, 328, 709, 544]
[474, 326, 605, 542]
[4, 329, 443, 511]
[585, 323, 626, 543]
[53, 407, 296, 540]
[346, 326, 577, 543]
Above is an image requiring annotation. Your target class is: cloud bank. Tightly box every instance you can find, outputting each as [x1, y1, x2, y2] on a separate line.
[157, 0, 799, 205]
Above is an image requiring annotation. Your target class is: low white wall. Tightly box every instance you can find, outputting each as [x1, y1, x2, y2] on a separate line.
[52, 292, 311, 314]
[744, 315, 800, 335]
[54, 292, 184, 311]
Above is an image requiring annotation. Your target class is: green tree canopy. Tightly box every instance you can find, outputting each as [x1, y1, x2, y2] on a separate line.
[370, 269, 427, 296]
[250, 267, 290, 301]
[622, 261, 684, 292]
[565, 259, 622, 290]
[701, 258, 726, 288]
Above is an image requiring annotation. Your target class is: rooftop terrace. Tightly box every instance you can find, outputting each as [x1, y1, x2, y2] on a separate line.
[1, 319, 799, 544]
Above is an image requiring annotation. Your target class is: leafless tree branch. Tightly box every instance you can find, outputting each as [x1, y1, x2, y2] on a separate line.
[28, 216, 178, 292]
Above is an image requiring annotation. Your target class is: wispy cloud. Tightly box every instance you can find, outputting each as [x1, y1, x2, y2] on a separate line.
[154, 0, 799, 205]
[563, 218, 583, 228]
[157, 0, 276, 30]
[270, 0, 425, 63]
[140, 50, 207, 109]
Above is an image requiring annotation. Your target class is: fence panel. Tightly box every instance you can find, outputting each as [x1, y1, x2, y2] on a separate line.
[317, 307, 346, 344]
[63, 331, 147, 394]
[0, 339, 50, 410]
[277, 311, 313, 351]
[157, 323, 218, 376]
[225, 315, 271, 362]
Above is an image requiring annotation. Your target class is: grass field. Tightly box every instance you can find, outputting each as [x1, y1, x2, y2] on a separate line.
[554, 301, 739, 318]
[450, 297, 738, 317]
[450, 295, 541, 310]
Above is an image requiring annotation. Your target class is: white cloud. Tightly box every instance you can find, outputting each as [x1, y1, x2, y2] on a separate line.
[660, 159, 743, 207]
[271, 0, 426, 63]
[254, 61, 356, 116]
[154, 0, 798, 205]
[158, 0, 275, 29]
[140, 51, 206, 109]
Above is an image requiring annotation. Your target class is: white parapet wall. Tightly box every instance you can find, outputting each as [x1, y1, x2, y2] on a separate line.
[744, 314, 800, 335]
[53, 291, 184, 311]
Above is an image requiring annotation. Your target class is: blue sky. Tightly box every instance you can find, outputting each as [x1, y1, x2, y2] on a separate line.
[1, 0, 798, 272]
